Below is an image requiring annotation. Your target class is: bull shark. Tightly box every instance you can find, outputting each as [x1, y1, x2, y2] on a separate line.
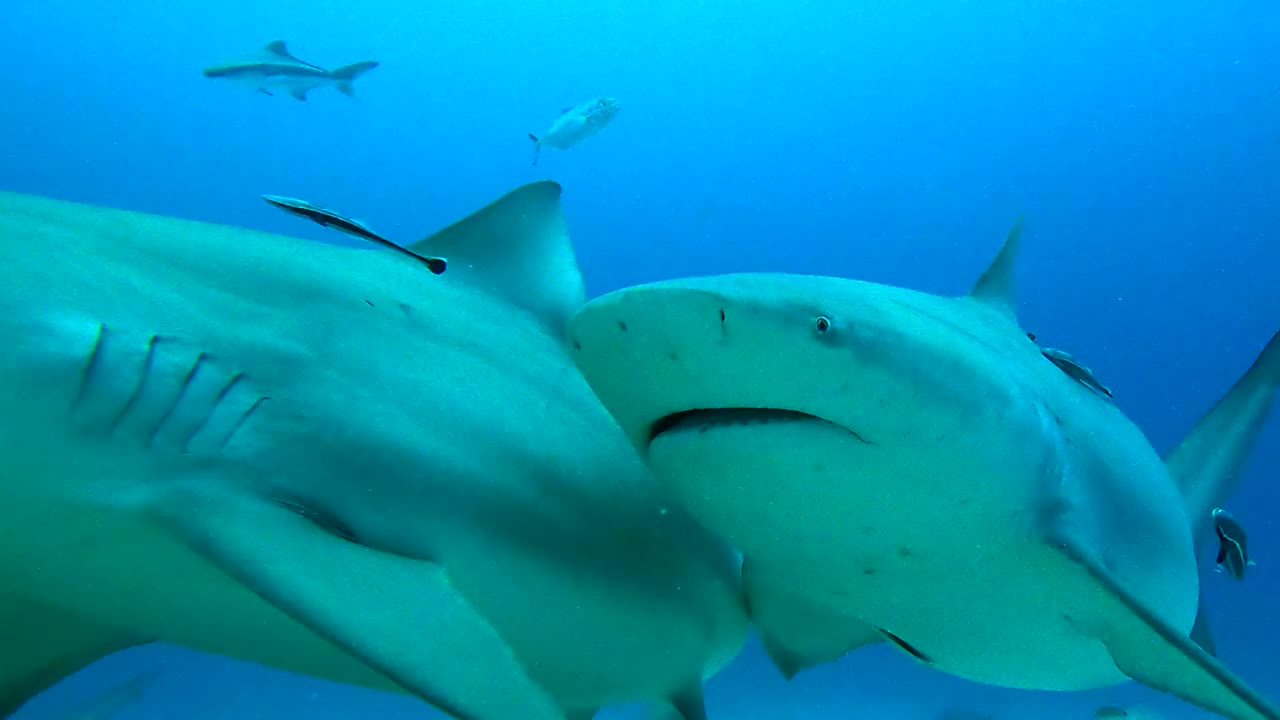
[0, 182, 747, 720]
[565, 221, 1280, 720]
[202, 41, 378, 101]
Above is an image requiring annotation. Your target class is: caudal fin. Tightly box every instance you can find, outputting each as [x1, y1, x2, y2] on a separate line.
[330, 61, 379, 97]
[528, 134, 541, 166]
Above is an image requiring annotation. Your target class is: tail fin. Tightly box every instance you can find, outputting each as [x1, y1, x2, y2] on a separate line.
[1166, 328, 1280, 541]
[330, 61, 379, 97]
[528, 134, 540, 166]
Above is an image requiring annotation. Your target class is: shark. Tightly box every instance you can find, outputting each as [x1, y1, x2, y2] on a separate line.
[0, 182, 747, 720]
[565, 220, 1280, 720]
[202, 41, 378, 101]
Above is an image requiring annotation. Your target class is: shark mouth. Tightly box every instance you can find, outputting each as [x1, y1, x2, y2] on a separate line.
[648, 408, 828, 443]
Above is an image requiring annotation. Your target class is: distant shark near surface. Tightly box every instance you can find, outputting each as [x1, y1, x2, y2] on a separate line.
[0, 182, 747, 720]
[202, 41, 378, 101]
[567, 221, 1280, 720]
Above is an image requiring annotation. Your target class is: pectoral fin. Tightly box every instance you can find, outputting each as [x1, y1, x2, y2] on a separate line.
[742, 560, 882, 679]
[641, 684, 708, 720]
[666, 683, 708, 720]
[155, 486, 564, 720]
[0, 596, 147, 718]
[1189, 585, 1217, 656]
[1053, 539, 1279, 720]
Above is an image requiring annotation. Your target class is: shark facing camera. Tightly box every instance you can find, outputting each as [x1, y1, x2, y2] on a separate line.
[568, 220, 1280, 720]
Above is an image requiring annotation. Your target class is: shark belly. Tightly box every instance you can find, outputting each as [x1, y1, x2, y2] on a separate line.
[256, 75, 325, 96]
[645, 402, 1198, 691]
[437, 500, 744, 706]
[371, 351, 748, 707]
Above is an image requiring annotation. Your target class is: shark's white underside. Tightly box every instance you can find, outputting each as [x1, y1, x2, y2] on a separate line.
[0, 184, 747, 720]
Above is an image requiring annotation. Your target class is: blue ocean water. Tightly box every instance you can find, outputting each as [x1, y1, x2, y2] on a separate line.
[0, 0, 1276, 719]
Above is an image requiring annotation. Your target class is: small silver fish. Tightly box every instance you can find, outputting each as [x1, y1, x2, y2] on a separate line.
[261, 195, 446, 274]
[527, 97, 621, 165]
[1213, 507, 1255, 580]
[203, 41, 378, 101]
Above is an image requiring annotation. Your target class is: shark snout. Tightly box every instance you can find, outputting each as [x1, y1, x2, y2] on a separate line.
[571, 275, 1028, 458]
[570, 281, 837, 451]
[570, 286, 730, 357]
[569, 285, 741, 449]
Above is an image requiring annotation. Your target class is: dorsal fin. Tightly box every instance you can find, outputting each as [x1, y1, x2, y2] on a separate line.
[264, 40, 291, 57]
[408, 181, 585, 335]
[967, 216, 1024, 318]
[1165, 329, 1280, 543]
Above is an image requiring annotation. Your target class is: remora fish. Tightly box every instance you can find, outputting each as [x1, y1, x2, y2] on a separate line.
[567, 220, 1280, 720]
[1039, 347, 1113, 398]
[0, 182, 747, 720]
[261, 195, 447, 275]
[527, 98, 621, 166]
[202, 41, 378, 101]
[1213, 508, 1255, 580]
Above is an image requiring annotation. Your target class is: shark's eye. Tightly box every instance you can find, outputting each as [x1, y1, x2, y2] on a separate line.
[814, 316, 833, 334]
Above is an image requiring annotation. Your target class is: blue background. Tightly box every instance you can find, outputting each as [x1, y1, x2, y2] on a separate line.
[1, 0, 1276, 718]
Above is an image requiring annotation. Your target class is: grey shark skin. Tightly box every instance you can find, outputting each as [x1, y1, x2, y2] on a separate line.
[566, 222, 1280, 720]
[0, 183, 747, 720]
[202, 41, 378, 100]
